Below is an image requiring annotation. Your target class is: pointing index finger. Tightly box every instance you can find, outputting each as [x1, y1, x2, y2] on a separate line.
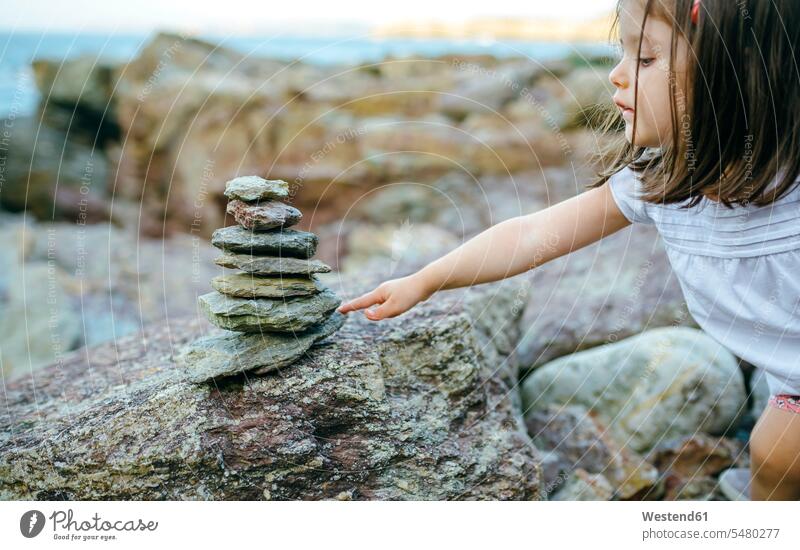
[337, 289, 383, 313]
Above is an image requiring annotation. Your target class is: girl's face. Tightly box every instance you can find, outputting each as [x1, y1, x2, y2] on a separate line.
[608, 1, 690, 147]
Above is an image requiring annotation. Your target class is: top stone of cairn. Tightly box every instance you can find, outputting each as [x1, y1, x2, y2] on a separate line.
[224, 176, 290, 202]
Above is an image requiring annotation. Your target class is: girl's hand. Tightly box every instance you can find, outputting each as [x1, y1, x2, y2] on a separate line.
[336, 274, 434, 321]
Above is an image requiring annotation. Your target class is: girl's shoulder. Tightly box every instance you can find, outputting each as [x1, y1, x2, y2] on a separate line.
[607, 165, 800, 258]
[606, 164, 654, 225]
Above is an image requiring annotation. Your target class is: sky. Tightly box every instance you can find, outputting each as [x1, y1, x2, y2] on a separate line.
[2, 0, 616, 33]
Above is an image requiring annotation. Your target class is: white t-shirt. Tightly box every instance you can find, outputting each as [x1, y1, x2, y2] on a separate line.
[608, 165, 800, 396]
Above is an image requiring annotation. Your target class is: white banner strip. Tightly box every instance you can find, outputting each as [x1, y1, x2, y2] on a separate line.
[1, 501, 795, 549]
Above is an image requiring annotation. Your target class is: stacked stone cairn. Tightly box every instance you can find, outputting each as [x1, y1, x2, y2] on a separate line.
[177, 176, 344, 383]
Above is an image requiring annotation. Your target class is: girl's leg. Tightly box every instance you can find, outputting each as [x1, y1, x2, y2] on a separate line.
[749, 395, 800, 500]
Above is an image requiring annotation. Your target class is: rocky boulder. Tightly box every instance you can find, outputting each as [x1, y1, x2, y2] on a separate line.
[0, 115, 110, 223]
[32, 55, 119, 121]
[521, 326, 748, 454]
[0, 274, 543, 500]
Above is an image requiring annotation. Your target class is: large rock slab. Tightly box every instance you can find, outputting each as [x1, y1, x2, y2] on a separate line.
[226, 200, 302, 230]
[176, 312, 346, 383]
[215, 252, 331, 275]
[211, 225, 318, 257]
[198, 288, 341, 332]
[0, 276, 542, 500]
[521, 326, 747, 453]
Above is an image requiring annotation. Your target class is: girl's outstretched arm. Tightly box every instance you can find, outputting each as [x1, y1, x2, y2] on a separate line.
[337, 181, 632, 320]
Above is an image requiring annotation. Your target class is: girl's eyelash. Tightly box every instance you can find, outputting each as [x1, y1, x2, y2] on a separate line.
[612, 47, 655, 67]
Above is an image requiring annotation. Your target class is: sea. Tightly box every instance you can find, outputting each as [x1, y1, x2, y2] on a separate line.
[0, 30, 612, 119]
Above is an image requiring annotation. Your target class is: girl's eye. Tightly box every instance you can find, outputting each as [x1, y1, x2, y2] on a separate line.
[639, 57, 655, 67]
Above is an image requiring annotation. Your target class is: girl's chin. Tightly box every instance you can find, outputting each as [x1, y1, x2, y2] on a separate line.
[623, 126, 658, 147]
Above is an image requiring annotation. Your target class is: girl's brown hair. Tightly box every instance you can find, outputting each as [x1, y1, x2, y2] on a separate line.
[588, 0, 800, 209]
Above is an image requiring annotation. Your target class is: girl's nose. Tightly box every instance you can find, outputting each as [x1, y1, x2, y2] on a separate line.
[609, 62, 628, 89]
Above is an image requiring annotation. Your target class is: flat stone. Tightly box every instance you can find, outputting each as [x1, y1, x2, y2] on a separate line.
[215, 252, 332, 275]
[227, 199, 301, 230]
[211, 225, 317, 258]
[224, 176, 289, 202]
[176, 311, 346, 383]
[211, 273, 324, 298]
[198, 288, 341, 332]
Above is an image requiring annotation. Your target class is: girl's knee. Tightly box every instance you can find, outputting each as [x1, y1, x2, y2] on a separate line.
[750, 406, 800, 482]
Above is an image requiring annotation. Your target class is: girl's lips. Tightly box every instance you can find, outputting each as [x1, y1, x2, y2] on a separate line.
[614, 100, 634, 118]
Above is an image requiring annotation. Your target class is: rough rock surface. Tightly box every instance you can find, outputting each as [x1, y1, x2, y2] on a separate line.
[0, 275, 542, 500]
[226, 200, 302, 231]
[198, 288, 341, 332]
[211, 273, 324, 298]
[176, 312, 346, 382]
[224, 176, 289, 202]
[211, 226, 318, 257]
[215, 252, 332, 275]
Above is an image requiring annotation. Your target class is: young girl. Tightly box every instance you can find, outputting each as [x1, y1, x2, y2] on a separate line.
[336, 0, 800, 501]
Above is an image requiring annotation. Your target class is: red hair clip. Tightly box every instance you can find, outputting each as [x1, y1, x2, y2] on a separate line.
[691, 0, 701, 25]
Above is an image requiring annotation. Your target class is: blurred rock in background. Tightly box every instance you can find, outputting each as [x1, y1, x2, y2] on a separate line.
[4, 33, 618, 237]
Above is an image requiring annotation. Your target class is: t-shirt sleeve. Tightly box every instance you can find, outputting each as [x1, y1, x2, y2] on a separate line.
[607, 166, 655, 225]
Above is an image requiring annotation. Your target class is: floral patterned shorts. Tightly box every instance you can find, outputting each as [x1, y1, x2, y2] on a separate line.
[768, 394, 800, 414]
